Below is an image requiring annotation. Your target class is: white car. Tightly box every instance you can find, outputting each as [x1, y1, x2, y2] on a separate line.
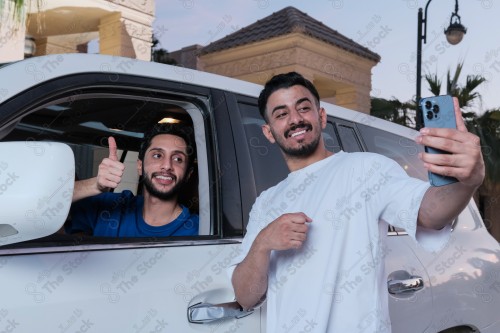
[0, 54, 498, 333]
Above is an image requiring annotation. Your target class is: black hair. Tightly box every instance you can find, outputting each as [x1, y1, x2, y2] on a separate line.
[138, 123, 196, 169]
[257, 71, 320, 121]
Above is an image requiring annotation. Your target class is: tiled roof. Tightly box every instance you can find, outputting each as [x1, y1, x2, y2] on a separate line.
[199, 6, 380, 62]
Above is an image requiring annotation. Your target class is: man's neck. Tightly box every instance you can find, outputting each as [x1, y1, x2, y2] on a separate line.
[285, 145, 333, 172]
[142, 191, 182, 226]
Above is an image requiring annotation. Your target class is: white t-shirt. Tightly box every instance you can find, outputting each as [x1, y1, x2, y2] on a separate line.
[230, 151, 433, 333]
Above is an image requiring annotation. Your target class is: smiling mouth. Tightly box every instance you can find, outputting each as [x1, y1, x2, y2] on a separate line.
[285, 124, 312, 138]
[290, 129, 307, 138]
[152, 173, 176, 185]
[155, 175, 173, 181]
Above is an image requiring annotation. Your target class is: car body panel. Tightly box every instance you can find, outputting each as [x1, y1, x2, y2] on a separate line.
[1, 241, 260, 332]
[386, 202, 500, 333]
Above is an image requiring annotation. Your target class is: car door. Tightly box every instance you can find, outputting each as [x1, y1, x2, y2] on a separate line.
[0, 59, 261, 332]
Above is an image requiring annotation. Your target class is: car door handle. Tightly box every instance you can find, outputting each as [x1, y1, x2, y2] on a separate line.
[187, 301, 254, 324]
[387, 270, 424, 295]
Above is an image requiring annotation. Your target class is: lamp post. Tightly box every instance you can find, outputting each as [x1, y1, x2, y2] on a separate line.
[415, 0, 467, 128]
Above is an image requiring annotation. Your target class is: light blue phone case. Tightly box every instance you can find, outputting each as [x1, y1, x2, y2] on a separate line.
[419, 95, 458, 187]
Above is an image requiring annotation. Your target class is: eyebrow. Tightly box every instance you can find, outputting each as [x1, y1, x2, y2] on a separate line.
[270, 97, 313, 116]
[148, 147, 187, 156]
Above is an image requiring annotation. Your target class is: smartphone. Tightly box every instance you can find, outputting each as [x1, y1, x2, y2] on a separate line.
[419, 95, 458, 187]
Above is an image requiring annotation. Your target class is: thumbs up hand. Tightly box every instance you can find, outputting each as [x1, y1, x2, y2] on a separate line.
[96, 137, 125, 193]
[108, 136, 119, 162]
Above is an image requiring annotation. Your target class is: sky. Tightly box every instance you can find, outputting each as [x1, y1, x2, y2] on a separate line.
[153, 0, 500, 113]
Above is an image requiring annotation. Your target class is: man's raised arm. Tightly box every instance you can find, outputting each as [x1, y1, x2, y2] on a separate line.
[416, 98, 485, 229]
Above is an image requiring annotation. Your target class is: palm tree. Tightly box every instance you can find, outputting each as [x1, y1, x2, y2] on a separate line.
[425, 62, 500, 241]
[470, 110, 500, 190]
[370, 97, 416, 128]
[424, 61, 486, 117]
[468, 109, 500, 239]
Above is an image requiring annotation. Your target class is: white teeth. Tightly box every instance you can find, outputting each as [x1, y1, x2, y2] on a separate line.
[156, 175, 173, 180]
[291, 130, 307, 138]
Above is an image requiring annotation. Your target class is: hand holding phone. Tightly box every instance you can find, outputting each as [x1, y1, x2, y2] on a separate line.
[419, 95, 458, 186]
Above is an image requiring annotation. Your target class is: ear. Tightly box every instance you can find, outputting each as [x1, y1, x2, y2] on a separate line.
[319, 107, 327, 129]
[137, 159, 143, 176]
[261, 123, 276, 144]
[186, 166, 194, 180]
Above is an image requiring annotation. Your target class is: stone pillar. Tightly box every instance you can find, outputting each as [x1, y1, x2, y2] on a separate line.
[34, 36, 82, 55]
[333, 86, 371, 114]
[99, 12, 124, 56]
[99, 12, 152, 61]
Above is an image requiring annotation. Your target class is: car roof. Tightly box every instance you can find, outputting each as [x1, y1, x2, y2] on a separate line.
[0, 53, 417, 139]
[0, 53, 262, 99]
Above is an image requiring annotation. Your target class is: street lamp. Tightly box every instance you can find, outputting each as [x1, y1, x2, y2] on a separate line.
[415, 0, 467, 128]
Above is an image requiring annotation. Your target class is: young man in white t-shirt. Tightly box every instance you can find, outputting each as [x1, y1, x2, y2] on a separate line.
[230, 72, 485, 332]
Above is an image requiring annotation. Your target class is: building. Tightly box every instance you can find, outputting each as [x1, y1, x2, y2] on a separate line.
[0, 0, 154, 61]
[173, 7, 380, 114]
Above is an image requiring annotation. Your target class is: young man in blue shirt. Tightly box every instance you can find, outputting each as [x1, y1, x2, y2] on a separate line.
[68, 124, 199, 237]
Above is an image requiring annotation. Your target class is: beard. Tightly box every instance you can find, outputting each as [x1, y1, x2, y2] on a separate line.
[141, 166, 186, 201]
[273, 121, 321, 158]
[281, 135, 321, 157]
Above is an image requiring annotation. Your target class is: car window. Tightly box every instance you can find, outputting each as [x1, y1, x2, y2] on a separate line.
[356, 123, 427, 181]
[331, 117, 364, 152]
[357, 123, 429, 234]
[324, 120, 343, 154]
[1, 88, 215, 246]
[238, 101, 288, 196]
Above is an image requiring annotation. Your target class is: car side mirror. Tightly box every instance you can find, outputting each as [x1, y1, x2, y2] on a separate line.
[0, 142, 74, 246]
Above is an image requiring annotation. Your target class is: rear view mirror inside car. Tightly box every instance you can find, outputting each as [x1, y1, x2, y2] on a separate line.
[0, 141, 74, 246]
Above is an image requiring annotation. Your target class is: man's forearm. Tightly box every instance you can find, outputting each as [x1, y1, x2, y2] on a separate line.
[72, 177, 101, 202]
[233, 213, 311, 309]
[418, 182, 478, 229]
[232, 240, 271, 310]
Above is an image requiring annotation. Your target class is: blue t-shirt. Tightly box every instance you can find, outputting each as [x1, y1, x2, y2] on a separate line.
[68, 190, 199, 237]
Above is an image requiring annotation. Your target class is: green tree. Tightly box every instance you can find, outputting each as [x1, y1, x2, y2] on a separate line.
[424, 61, 486, 119]
[468, 110, 500, 191]
[470, 109, 500, 240]
[370, 97, 415, 128]
[151, 34, 177, 65]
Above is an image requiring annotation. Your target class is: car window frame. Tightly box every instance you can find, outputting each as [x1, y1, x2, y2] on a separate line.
[0, 73, 239, 252]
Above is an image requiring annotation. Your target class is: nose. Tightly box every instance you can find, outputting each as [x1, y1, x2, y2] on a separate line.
[288, 108, 304, 125]
[160, 158, 173, 172]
